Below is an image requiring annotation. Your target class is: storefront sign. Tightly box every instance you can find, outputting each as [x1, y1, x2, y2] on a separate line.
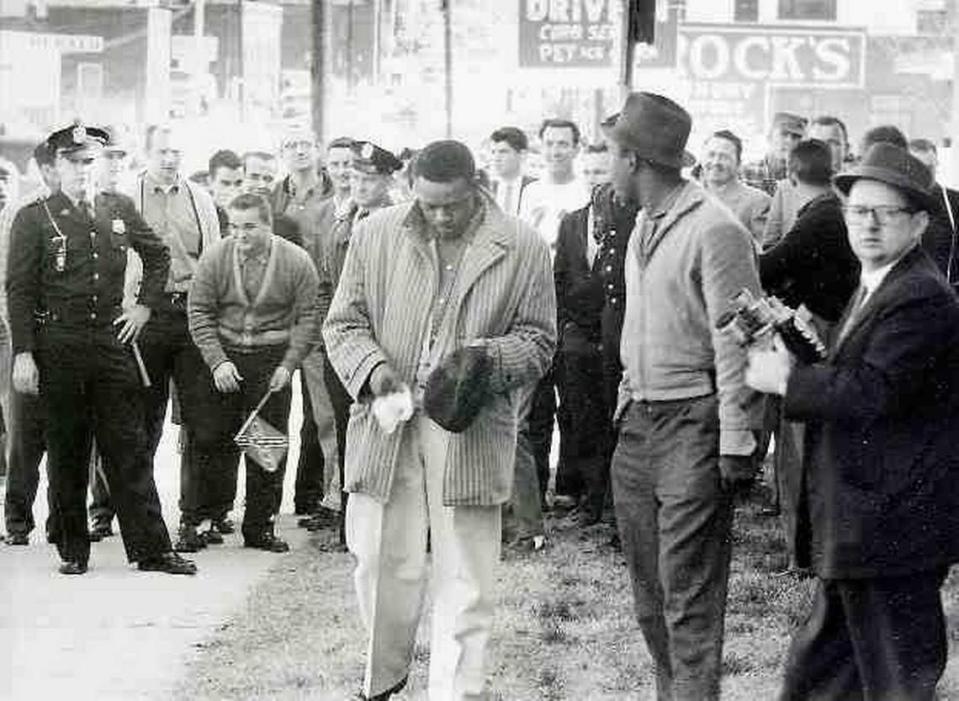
[677, 25, 866, 88]
[519, 0, 619, 67]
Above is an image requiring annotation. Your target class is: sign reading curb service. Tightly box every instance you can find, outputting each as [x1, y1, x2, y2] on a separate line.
[519, 0, 619, 67]
[677, 24, 866, 88]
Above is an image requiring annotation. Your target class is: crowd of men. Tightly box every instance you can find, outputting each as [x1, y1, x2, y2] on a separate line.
[1, 89, 958, 700]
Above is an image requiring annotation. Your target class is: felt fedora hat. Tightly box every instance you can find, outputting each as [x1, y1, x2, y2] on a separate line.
[603, 92, 696, 169]
[834, 143, 935, 211]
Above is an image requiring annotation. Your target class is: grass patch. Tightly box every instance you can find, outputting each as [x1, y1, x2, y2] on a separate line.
[174, 495, 959, 700]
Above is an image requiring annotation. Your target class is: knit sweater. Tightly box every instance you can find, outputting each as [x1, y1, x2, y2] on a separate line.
[188, 234, 320, 372]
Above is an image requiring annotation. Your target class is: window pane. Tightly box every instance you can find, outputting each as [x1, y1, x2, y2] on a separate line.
[778, 0, 837, 20]
[735, 0, 759, 22]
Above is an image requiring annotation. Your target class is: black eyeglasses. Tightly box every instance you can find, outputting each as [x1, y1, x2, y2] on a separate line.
[842, 205, 915, 225]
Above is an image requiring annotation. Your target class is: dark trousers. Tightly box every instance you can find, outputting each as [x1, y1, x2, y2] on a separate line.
[3, 390, 47, 536]
[294, 376, 325, 512]
[559, 327, 611, 518]
[612, 395, 732, 701]
[780, 571, 949, 701]
[191, 346, 291, 538]
[39, 336, 172, 564]
[323, 353, 351, 541]
[505, 384, 546, 541]
[87, 444, 114, 526]
[138, 306, 208, 525]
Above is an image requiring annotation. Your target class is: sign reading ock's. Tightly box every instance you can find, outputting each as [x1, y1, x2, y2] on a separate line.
[677, 24, 866, 88]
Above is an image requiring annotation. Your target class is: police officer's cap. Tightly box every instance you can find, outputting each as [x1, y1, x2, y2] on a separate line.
[46, 121, 108, 158]
[352, 142, 402, 175]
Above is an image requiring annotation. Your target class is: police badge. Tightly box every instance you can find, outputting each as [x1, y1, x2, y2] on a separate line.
[72, 124, 87, 144]
[112, 218, 126, 234]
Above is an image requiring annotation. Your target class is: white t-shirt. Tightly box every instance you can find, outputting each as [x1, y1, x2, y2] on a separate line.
[518, 177, 590, 256]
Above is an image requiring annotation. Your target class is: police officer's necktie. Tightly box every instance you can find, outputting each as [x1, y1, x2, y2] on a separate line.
[77, 198, 92, 222]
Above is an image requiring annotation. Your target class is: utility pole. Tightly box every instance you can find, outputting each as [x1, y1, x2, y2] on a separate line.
[443, 0, 452, 137]
[311, 0, 325, 144]
[951, 0, 959, 186]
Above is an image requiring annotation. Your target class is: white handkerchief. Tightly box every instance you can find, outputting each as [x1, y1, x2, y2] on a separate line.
[372, 385, 414, 434]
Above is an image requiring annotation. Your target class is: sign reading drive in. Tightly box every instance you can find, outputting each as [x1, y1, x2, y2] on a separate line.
[519, 0, 618, 67]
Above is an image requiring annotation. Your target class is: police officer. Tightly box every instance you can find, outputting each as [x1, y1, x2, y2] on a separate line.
[7, 123, 196, 575]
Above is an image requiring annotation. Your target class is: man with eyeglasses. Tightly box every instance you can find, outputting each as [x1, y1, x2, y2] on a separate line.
[747, 143, 959, 699]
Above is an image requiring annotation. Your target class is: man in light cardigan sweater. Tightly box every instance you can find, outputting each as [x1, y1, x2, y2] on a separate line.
[323, 141, 556, 701]
[188, 193, 320, 552]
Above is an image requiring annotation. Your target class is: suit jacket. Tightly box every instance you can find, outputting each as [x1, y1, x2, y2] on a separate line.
[554, 204, 603, 342]
[322, 195, 556, 506]
[760, 191, 859, 323]
[920, 183, 959, 284]
[784, 247, 959, 578]
[491, 175, 536, 215]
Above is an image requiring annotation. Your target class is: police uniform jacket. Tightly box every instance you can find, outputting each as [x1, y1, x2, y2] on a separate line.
[7, 190, 170, 353]
[784, 247, 959, 578]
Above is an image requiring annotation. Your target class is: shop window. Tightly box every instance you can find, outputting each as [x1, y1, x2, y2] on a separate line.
[778, 0, 837, 20]
[735, 0, 759, 22]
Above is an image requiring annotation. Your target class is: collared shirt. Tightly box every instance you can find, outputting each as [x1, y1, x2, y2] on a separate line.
[238, 239, 272, 302]
[860, 257, 900, 305]
[138, 173, 201, 292]
[493, 176, 522, 215]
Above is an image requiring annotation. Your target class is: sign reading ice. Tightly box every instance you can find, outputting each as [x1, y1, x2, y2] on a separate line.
[519, 0, 619, 67]
[677, 25, 866, 88]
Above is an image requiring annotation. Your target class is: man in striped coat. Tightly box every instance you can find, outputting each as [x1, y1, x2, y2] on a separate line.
[323, 140, 556, 701]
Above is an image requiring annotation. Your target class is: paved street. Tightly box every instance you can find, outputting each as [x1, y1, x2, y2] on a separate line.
[0, 379, 314, 701]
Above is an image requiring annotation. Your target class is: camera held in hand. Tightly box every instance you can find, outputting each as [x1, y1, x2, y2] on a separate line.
[716, 289, 826, 364]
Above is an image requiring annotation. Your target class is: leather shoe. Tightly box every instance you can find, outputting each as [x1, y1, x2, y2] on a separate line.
[6, 532, 28, 546]
[138, 552, 197, 575]
[357, 675, 408, 700]
[202, 528, 224, 545]
[212, 517, 235, 535]
[58, 560, 88, 575]
[243, 533, 290, 553]
[303, 508, 340, 531]
[89, 522, 113, 542]
[174, 526, 207, 553]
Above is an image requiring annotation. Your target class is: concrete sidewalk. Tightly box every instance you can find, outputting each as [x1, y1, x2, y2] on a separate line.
[0, 379, 319, 700]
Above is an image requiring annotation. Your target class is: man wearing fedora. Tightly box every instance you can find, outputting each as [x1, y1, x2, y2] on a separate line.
[606, 93, 762, 700]
[747, 144, 959, 699]
[323, 139, 555, 700]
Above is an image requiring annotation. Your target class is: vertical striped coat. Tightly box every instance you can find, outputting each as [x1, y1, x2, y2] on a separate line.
[322, 196, 556, 506]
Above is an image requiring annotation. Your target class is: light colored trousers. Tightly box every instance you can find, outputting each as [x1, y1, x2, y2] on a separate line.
[346, 413, 501, 700]
[300, 347, 340, 510]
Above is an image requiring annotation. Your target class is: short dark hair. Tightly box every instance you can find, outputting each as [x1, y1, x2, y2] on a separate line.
[208, 149, 242, 177]
[862, 125, 908, 151]
[539, 118, 581, 146]
[413, 140, 476, 183]
[584, 142, 609, 155]
[490, 127, 528, 153]
[227, 192, 273, 227]
[242, 151, 276, 169]
[909, 138, 937, 155]
[709, 129, 743, 163]
[327, 137, 355, 151]
[810, 115, 848, 144]
[788, 139, 833, 186]
[34, 141, 55, 167]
